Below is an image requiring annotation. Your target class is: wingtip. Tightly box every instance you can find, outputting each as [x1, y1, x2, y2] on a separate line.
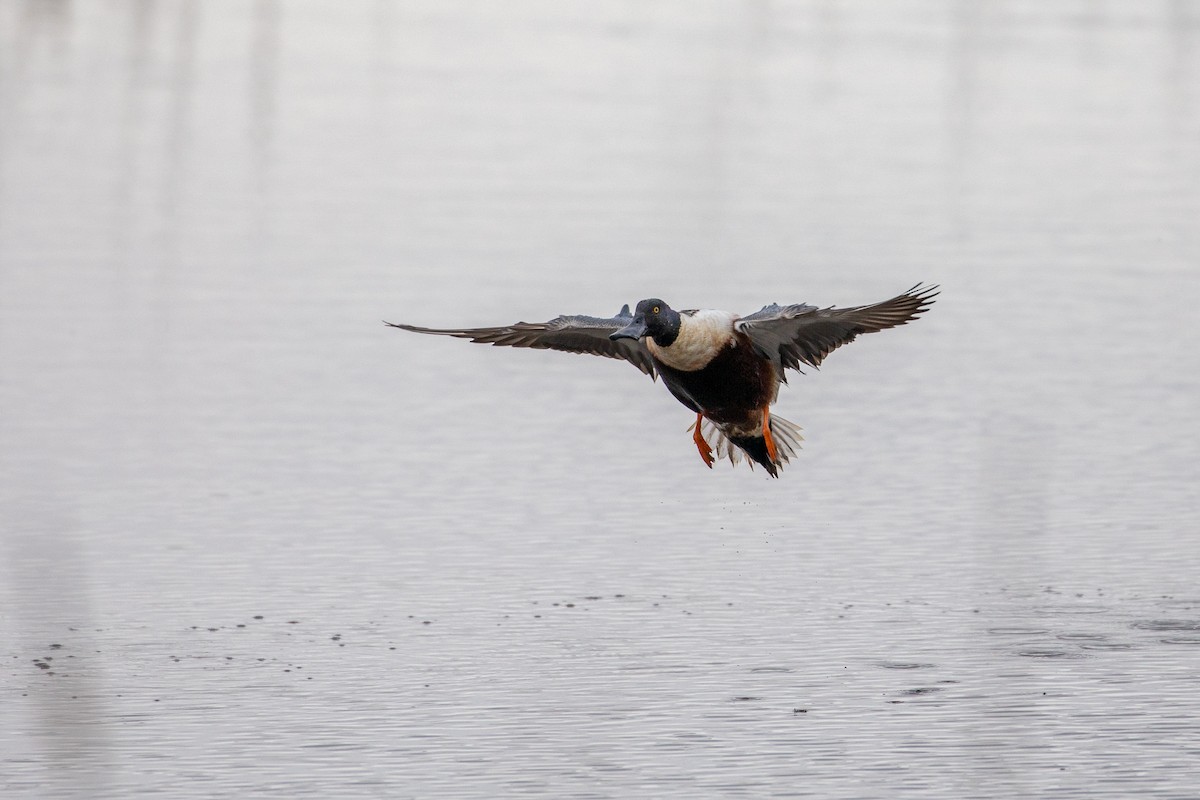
[384, 321, 426, 332]
[902, 283, 940, 313]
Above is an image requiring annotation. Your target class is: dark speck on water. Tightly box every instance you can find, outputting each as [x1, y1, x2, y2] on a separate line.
[1017, 649, 1088, 660]
[1131, 619, 1200, 632]
[877, 662, 936, 671]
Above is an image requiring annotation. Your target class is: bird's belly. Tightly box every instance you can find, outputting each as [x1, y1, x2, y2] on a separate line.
[655, 339, 777, 424]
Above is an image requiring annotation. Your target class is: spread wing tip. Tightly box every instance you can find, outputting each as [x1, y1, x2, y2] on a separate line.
[874, 282, 939, 328]
[912, 284, 939, 314]
[904, 283, 940, 306]
[384, 321, 478, 337]
[886, 283, 939, 322]
[385, 320, 432, 331]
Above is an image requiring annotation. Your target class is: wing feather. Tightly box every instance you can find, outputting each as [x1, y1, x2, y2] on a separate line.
[385, 306, 657, 378]
[736, 284, 938, 375]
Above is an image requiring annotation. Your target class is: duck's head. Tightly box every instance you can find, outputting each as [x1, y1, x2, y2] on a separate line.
[609, 299, 681, 347]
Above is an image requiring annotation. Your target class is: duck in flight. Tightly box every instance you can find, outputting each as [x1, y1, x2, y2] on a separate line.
[387, 284, 937, 477]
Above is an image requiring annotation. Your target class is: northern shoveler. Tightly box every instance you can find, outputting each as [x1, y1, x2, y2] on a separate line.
[388, 284, 937, 477]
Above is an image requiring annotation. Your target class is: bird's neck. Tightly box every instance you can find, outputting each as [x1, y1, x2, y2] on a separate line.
[648, 310, 736, 371]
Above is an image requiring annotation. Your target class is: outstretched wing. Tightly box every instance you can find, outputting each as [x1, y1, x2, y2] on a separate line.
[385, 305, 657, 378]
[735, 284, 938, 376]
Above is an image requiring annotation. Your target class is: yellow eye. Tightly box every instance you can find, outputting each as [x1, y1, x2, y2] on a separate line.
[652, 306, 660, 314]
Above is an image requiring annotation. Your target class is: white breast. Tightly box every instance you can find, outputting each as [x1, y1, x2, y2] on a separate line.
[647, 309, 738, 371]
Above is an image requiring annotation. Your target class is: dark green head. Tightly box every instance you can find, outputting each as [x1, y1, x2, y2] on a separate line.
[609, 299, 681, 347]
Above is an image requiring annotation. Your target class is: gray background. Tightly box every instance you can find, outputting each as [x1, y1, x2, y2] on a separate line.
[2, 1, 1199, 797]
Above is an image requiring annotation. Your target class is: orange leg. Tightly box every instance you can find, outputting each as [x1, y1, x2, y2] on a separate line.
[692, 412, 714, 468]
[762, 405, 778, 464]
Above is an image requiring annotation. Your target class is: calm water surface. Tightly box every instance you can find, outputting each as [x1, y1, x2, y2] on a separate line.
[2, 2, 1199, 797]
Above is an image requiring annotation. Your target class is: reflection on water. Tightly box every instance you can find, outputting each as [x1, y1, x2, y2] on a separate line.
[2, 1, 1199, 798]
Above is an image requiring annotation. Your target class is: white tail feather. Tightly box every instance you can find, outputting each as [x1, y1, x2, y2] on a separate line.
[687, 414, 804, 471]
